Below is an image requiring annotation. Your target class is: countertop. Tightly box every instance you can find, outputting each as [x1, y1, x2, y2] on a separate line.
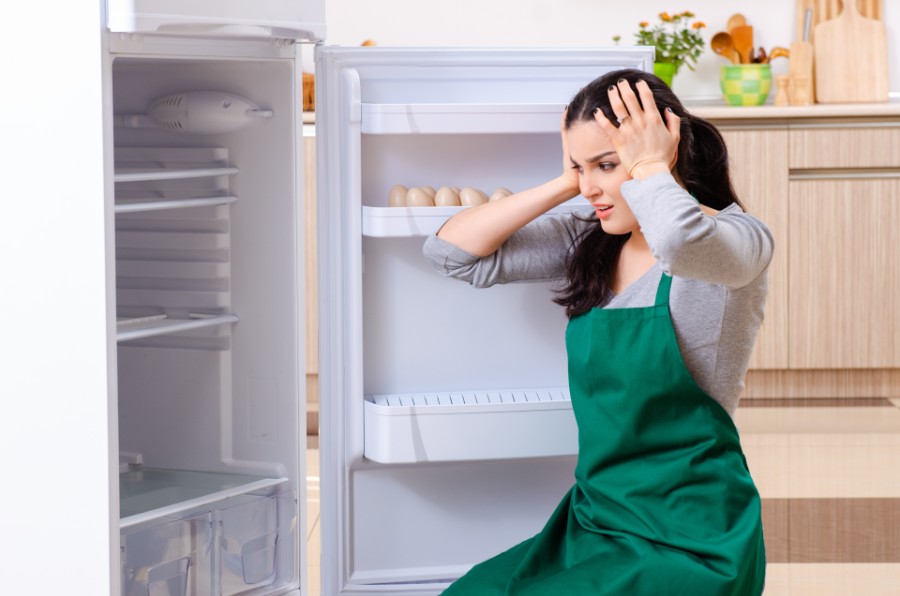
[301, 96, 900, 129]
[686, 98, 900, 120]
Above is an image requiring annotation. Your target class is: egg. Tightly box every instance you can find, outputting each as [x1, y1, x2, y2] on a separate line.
[434, 186, 461, 207]
[450, 186, 461, 193]
[459, 187, 488, 207]
[387, 184, 408, 207]
[421, 186, 437, 198]
[406, 187, 435, 207]
[489, 187, 513, 202]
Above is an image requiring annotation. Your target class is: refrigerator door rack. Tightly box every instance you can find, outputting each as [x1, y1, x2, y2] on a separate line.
[361, 202, 589, 237]
[364, 388, 577, 463]
[361, 102, 566, 135]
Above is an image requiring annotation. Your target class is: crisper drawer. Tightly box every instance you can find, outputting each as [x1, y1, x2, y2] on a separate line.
[105, 0, 324, 41]
[121, 513, 214, 596]
[364, 388, 578, 463]
[121, 490, 296, 596]
[789, 124, 900, 170]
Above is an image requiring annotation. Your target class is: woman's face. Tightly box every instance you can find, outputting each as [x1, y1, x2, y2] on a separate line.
[565, 119, 638, 236]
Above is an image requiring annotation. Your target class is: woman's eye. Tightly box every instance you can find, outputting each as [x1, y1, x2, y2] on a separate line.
[599, 162, 617, 171]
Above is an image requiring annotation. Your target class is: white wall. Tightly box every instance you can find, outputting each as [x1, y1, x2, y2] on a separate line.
[316, 0, 899, 99]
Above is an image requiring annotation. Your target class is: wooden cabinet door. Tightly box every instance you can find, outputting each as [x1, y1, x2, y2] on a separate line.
[789, 177, 900, 368]
[721, 128, 790, 369]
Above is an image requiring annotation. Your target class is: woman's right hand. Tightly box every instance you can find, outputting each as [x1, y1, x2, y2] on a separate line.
[559, 108, 580, 192]
[435, 107, 583, 256]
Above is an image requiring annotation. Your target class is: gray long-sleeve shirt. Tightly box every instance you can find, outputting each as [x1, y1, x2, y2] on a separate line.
[422, 173, 774, 416]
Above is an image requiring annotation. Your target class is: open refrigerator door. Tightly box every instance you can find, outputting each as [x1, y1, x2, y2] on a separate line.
[315, 46, 653, 595]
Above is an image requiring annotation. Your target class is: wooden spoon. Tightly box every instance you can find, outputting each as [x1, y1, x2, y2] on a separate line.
[765, 46, 791, 63]
[731, 25, 754, 64]
[711, 32, 740, 64]
[726, 13, 747, 34]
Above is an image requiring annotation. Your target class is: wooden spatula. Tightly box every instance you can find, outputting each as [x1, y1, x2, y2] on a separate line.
[726, 13, 747, 35]
[731, 25, 754, 63]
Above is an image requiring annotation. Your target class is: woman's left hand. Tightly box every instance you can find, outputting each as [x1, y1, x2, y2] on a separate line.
[596, 79, 681, 180]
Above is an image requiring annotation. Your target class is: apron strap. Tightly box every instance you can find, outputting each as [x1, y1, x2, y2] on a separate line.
[654, 273, 673, 306]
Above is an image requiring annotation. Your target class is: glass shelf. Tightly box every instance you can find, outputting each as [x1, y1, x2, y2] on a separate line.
[120, 467, 288, 528]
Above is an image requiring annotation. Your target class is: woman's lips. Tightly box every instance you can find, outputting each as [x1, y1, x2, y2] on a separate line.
[595, 205, 614, 220]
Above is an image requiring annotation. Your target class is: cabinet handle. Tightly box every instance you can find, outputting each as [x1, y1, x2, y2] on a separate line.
[790, 168, 900, 181]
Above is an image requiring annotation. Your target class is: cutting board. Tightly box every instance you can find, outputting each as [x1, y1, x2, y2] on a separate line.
[813, 0, 888, 103]
[796, 0, 882, 43]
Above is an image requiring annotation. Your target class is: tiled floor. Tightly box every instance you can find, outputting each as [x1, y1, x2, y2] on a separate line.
[304, 400, 900, 595]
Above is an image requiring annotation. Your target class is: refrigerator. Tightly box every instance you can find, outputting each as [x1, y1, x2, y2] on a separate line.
[0, 1, 651, 594]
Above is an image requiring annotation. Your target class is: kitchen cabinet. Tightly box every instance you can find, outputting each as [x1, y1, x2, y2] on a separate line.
[704, 109, 900, 378]
[719, 127, 790, 370]
[786, 120, 900, 368]
[789, 176, 900, 368]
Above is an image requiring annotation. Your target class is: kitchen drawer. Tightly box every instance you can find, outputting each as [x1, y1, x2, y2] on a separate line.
[789, 124, 900, 170]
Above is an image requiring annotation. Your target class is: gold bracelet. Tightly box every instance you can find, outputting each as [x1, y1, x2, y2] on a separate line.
[626, 159, 669, 179]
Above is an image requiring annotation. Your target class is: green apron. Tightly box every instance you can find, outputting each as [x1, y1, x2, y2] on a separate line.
[443, 273, 766, 595]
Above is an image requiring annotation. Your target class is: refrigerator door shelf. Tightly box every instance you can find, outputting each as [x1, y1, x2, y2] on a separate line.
[362, 202, 591, 238]
[364, 388, 577, 463]
[361, 102, 566, 135]
[106, 0, 325, 42]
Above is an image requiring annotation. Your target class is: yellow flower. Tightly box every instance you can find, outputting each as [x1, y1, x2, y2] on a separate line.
[660, 12, 672, 21]
[639, 21, 649, 27]
[692, 21, 706, 29]
[681, 11, 695, 18]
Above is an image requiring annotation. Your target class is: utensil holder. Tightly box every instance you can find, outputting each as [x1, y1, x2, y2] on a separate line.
[720, 64, 773, 106]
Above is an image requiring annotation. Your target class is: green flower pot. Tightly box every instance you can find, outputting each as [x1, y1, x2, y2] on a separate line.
[653, 62, 677, 87]
[720, 64, 773, 106]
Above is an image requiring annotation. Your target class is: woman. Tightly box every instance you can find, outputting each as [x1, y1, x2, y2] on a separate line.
[423, 69, 770, 595]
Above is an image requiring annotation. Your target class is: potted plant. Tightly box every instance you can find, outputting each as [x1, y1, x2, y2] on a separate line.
[614, 11, 707, 87]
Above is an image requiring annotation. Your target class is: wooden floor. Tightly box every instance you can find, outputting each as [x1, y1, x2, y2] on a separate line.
[305, 398, 900, 595]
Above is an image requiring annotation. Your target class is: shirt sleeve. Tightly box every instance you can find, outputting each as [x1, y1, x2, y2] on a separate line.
[421, 210, 593, 288]
[621, 173, 774, 289]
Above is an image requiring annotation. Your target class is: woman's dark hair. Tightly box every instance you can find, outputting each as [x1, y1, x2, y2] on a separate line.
[554, 68, 744, 318]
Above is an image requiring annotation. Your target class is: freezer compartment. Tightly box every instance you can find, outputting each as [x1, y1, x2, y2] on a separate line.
[364, 389, 577, 463]
[105, 0, 324, 41]
[121, 512, 213, 596]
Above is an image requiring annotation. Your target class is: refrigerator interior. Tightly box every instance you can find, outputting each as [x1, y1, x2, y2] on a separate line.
[110, 53, 303, 595]
[316, 47, 653, 593]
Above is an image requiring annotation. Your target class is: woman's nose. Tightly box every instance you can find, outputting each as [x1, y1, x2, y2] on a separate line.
[579, 173, 599, 199]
